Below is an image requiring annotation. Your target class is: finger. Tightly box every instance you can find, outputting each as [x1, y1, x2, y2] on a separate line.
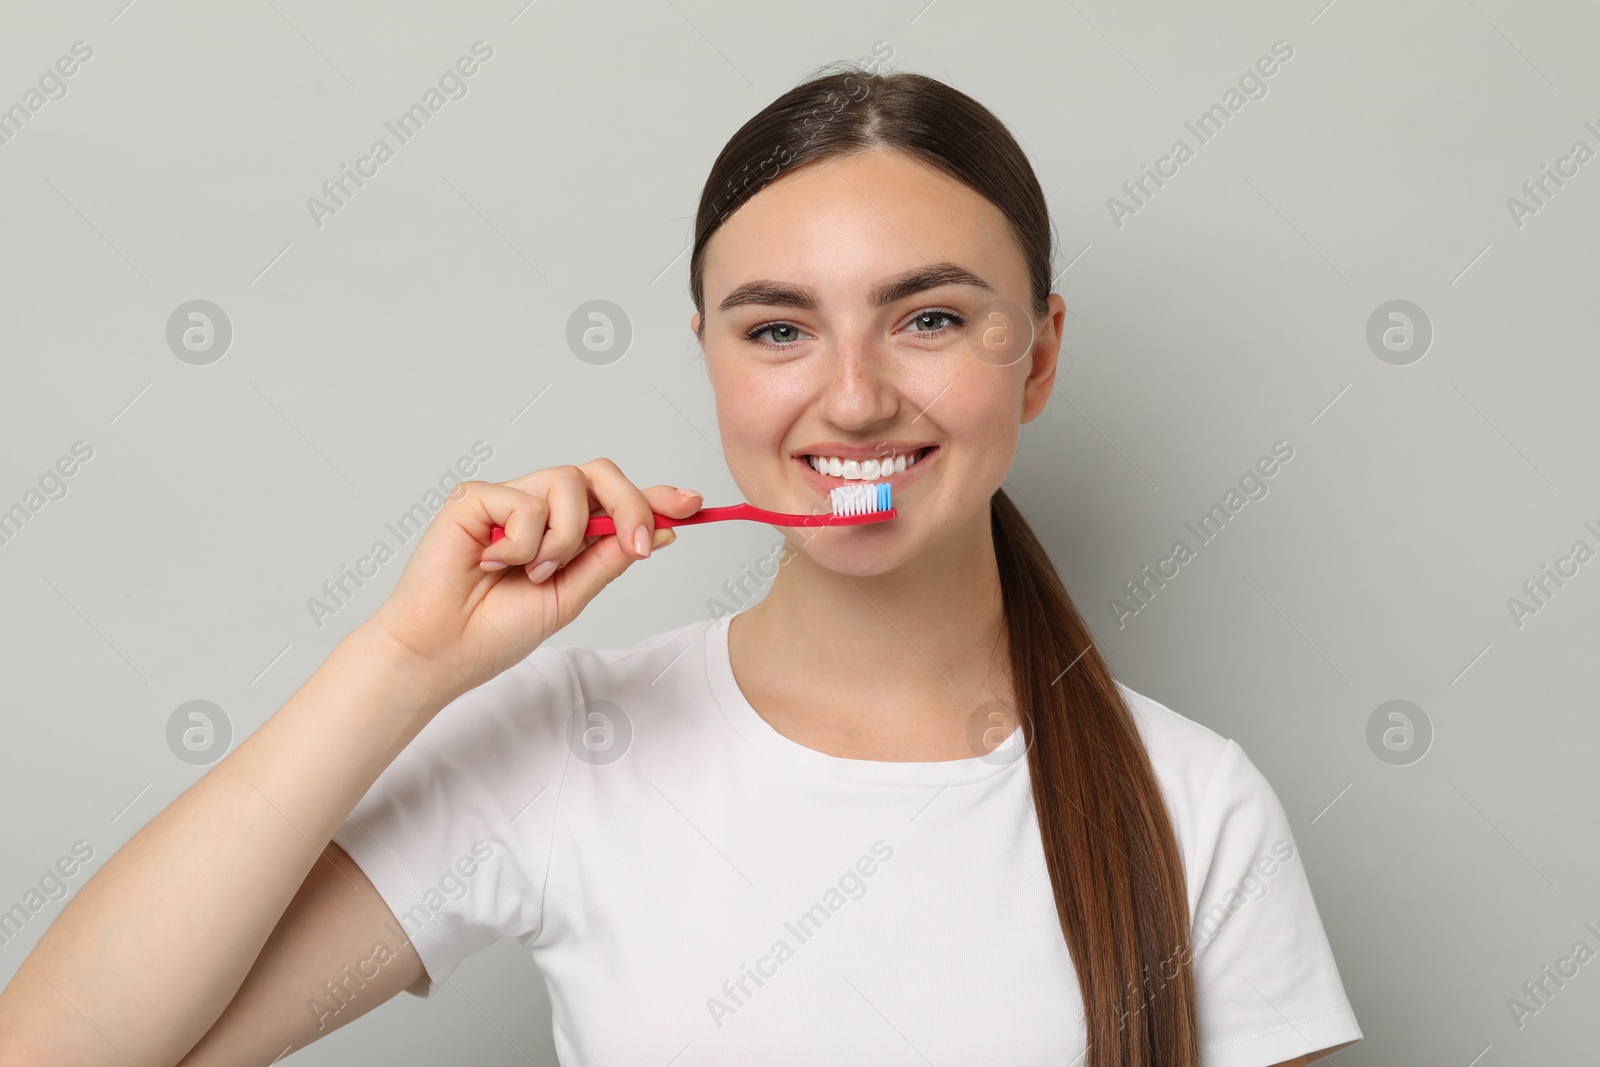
[516, 483, 689, 608]
[524, 467, 591, 582]
[641, 484, 703, 519]
[541, 515, 673, 609]
[578, 458, 663, 561]
[443, 481, 547, 568]
[480, 470, 699, 572]
[495, 471, 700, 523]
[477, 489, 550, 571]
[489, 467, 637, 560]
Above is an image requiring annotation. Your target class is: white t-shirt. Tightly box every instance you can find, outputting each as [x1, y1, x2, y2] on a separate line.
[332, 608, 1362, 1066]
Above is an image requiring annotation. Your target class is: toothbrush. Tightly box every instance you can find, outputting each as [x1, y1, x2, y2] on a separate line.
[490, 481, 895, 543]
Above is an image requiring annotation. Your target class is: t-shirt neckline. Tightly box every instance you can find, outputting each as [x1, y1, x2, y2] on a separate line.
[703, 608, 1023, 787]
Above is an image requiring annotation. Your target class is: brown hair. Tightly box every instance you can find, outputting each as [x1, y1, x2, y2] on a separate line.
[688, 64, 1199, 1066]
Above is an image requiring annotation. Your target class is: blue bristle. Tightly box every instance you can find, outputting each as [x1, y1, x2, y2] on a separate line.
[879, 482, 891, 511]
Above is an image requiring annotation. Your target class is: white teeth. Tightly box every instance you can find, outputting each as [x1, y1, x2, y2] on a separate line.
[806, 449, 927, 480]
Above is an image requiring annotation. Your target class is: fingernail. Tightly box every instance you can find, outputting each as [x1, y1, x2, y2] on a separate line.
[679, 488, 702, 501]
[481, 559, 508, 572]
[528, 559, 558, 583]
[651, 527, 676, 550]
[633, 524, 652, 557]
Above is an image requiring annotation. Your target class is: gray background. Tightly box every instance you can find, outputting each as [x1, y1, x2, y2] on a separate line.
[2, 0, 1596, 1062]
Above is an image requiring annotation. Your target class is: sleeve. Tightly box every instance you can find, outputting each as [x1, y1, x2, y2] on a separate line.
[1187, 739, 1363, 1066]
[330, 641, 577, 998]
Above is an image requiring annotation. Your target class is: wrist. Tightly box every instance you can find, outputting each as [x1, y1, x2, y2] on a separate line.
[338, 622, 459, 722]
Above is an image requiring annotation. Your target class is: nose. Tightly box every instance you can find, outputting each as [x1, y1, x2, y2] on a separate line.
[815, 334, 900, 432]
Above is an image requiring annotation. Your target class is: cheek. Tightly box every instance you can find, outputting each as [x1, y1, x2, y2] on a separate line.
[924, 358, 1023, 439]
[928, 362, 1025, 487]
[709, 374, 786, 467]
[710, 357, 811, 438]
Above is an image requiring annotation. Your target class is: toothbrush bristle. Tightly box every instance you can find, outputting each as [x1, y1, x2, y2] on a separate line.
[829, 481, 892, 516]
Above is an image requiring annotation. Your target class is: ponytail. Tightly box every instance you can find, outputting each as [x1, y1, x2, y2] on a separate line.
[992, 489, 1199, 1066]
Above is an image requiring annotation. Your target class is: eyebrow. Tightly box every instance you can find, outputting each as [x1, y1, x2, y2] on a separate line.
[715, 262, 996, 314]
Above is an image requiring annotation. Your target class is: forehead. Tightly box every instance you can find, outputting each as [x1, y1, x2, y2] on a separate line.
[701, 149, 1027, 301]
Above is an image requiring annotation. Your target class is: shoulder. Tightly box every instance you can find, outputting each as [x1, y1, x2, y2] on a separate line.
[1115, 680, 1236, 803]
[1113, 681, 1285, 873]
[551, 615, 714, 690]
[428, 616, 716, 749]
[528, 616, 722, 742]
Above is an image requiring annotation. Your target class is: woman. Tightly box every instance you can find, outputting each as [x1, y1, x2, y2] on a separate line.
[0, 66, 1362, 1066]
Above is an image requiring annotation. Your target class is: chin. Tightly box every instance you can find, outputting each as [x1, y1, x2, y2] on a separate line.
[780, 523, 921, 577]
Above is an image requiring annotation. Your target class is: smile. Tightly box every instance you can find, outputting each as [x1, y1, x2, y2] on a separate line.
[804, 446, 932, 480]
[793, 446, 938, 495]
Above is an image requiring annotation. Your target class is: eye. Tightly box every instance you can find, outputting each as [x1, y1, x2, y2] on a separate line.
[741, 308, 968, 350]
[743, 320, 812, 349]
[902, 308, 966, 337]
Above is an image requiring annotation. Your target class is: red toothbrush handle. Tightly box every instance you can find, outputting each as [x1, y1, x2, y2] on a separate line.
[488, 502, 893, 543]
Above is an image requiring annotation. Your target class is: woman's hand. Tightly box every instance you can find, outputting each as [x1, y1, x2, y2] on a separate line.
[364, 459, 702, 705]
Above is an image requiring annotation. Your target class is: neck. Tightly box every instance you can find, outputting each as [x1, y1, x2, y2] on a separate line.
[730, 507, 1013, 743]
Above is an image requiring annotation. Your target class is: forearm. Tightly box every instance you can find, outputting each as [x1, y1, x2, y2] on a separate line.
[0, 623, 449, 1066]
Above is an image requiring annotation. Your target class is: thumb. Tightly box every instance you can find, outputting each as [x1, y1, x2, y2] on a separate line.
[545, 525, 676, 606]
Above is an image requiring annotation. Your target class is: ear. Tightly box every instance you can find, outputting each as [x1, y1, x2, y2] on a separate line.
[690, 311, 702, 336]
[1020, 293, 1066, 424]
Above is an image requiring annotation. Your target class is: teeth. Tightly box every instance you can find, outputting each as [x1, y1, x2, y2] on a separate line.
[806, 448, 926, 480]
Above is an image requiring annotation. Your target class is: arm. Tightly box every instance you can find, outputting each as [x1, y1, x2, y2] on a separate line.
[0, 470, 691, 1065]
[176, 841, 425, 1064]
[0, 625, 446, 1066]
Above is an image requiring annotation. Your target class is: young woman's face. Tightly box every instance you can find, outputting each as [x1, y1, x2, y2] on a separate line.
[692, 148, 1063, 576]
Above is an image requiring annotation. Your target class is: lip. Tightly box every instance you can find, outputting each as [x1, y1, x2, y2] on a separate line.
[791, 441, 936, 461]
[793, 444, 938, 501]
